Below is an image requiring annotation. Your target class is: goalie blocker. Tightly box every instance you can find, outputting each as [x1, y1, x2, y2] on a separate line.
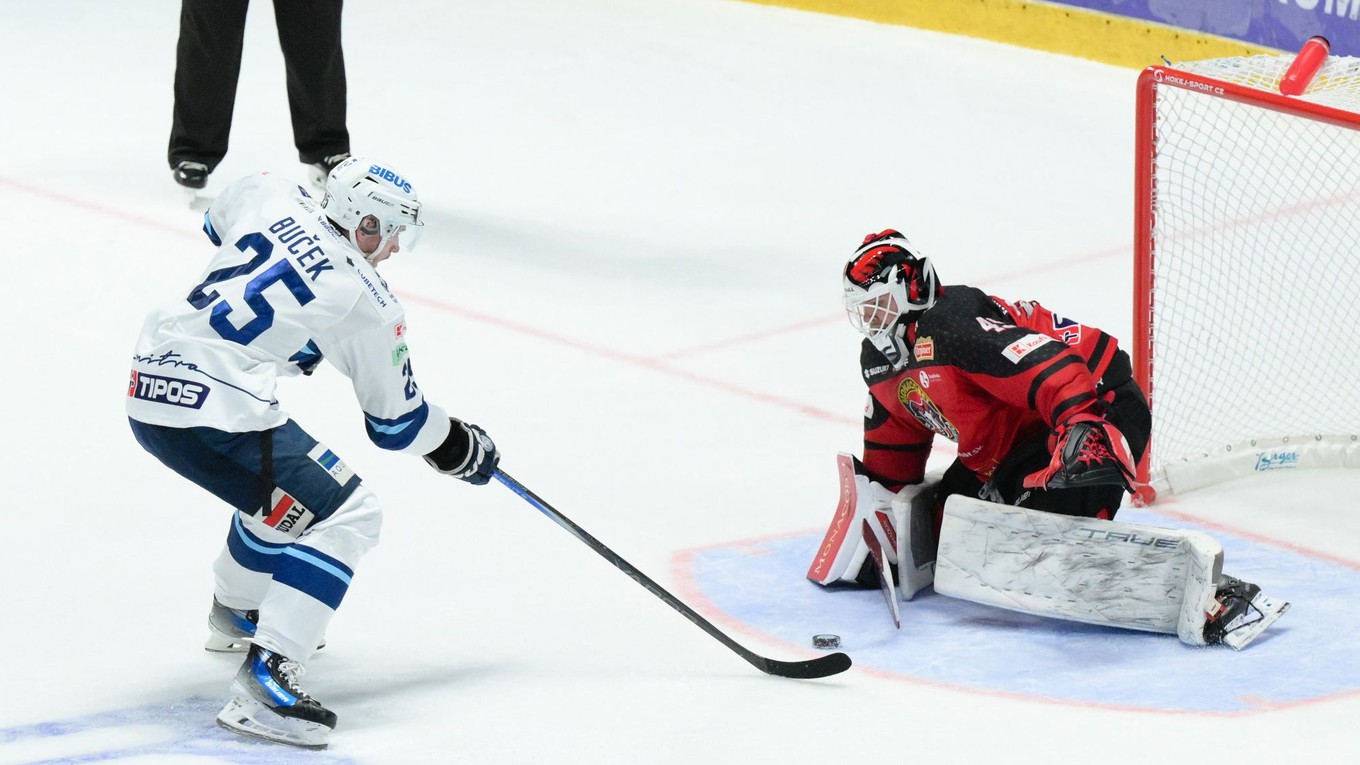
[806, 454, 940, 605]
[807, 455, 1288, 649]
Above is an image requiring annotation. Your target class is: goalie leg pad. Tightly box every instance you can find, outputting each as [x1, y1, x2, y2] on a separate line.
[892, 477, 939, 601]
[934, 495, 1226, 643]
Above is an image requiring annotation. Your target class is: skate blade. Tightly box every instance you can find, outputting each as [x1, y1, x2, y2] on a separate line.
[216, 696, 331, 750]
[204, 631, 250, 653]
[204, 628, 325, 653]
[1222, 596, 1291, 650]
[184, 188, 213, 211]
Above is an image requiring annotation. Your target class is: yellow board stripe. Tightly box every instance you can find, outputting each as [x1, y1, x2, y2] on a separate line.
[735, 0, 1280, 69]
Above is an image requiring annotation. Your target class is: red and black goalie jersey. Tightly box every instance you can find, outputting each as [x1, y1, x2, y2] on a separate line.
[860, 285, 1129, 490]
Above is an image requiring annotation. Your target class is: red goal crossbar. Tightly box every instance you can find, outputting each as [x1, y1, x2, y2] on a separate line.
[1133, 38, 1360, 499]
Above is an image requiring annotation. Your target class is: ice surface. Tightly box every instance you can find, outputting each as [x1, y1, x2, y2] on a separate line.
[1, 1, 1354, 763]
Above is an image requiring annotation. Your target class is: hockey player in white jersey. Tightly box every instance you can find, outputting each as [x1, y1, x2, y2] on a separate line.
[127, 157, 498, 749]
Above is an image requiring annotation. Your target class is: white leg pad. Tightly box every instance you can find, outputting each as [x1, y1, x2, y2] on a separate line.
[934, 495, 1223, 645]
[891, 479, 938, 601]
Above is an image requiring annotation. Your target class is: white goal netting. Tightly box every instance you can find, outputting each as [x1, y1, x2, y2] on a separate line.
[1140, 53, 1360, 494]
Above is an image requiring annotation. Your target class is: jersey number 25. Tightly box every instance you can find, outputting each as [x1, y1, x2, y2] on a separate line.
[186, 232, 316, 345]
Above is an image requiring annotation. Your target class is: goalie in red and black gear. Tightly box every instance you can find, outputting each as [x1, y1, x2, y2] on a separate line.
[843, 229, 1151, 526]
[809, 231, 1285, 649]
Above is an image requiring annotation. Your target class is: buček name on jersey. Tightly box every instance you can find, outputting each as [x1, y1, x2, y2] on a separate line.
[268, 216, 333, 281]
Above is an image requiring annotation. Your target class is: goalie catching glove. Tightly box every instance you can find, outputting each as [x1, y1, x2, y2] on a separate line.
[424, 418, 499, 485]
[1023, 412, 1136, 492]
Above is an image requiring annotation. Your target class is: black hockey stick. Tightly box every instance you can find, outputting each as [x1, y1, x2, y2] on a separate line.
[494, 469, 852, 679]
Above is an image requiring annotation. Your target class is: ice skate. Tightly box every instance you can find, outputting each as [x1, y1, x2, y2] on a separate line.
[216, 645, 336, 749]
[205, 597, 324, 653]
[204, 598, 258, 652]
[307, 153, 351, 190]
[173, 161, 213, 209]
[173, 160, 209, 190]
[1203, 575, 1290, 650]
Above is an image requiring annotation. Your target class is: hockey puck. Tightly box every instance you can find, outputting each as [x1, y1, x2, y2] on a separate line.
[812, 634, 841, 649]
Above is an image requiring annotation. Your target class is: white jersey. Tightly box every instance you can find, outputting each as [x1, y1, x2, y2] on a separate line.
[127, 172, 451, 456]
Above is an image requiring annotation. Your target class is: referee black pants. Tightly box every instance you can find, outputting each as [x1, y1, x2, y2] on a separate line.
[167, 0, 350, 171]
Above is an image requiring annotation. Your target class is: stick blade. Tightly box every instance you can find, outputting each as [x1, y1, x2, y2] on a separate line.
[862, 518, 901, 628]
[758, 652, 852, 679]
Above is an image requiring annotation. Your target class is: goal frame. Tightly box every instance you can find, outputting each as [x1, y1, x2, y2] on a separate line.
[1133, 55, 1360, 501]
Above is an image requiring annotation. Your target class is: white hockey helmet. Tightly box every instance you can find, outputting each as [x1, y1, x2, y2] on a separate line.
[842, 229, 940, 366]
[320, 156, 424, 259]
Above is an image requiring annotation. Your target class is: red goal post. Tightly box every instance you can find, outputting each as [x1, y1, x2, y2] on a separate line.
[1134, 39, 1360, 501]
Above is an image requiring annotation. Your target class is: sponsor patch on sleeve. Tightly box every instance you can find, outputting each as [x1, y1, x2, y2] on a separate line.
[1002, 333, 1056, 363]
[1052, 313, 1082, 344]
[308, 444, 356, 485]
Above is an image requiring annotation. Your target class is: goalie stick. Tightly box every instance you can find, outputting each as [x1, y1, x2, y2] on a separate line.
[494, 469, 852, 680]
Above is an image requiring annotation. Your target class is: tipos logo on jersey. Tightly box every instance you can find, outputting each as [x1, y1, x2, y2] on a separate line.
[308, 445, 355, 485]
[367, 165, 413, 193]
[897, 377, 958, 441]
[263, 489, 315, 538]
[127, 370, 209, 409]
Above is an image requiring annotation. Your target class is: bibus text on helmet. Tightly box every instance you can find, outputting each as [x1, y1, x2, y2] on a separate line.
[842, 229, 940, 365]
[320, 157, 424, 260]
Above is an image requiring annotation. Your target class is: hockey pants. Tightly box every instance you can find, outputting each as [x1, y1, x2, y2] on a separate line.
[129, 418, 380, 663]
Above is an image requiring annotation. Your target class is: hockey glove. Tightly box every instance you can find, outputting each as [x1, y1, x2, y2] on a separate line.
[806, 453, 940, 601]
[423, 418, 499, 485]
[1023, 413, 1136, 492]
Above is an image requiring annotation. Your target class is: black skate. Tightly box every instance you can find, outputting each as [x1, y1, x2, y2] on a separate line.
[173, 161, 213, 210]
[217, 645, 337, 749]
[1203, 575, 1290, 650]
[205, 597, 325, 653]
[172, 161, 209, 190]
[307, 153, 351, 190]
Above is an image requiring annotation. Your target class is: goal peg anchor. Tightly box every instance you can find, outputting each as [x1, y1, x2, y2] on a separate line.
[1280, 35, 1330, 96]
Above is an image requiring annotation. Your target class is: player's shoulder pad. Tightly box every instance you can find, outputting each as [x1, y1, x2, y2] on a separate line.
[991, 295, 1038, 321]
[210, 172, 306, 234]
[915, 285, 998, 337]
[347, 253, 403, 317]
[860, 340, 897, 385]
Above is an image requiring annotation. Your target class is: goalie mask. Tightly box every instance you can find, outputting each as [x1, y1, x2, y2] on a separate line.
[842, 229, 941, 366]
[321, 157, 424, 262]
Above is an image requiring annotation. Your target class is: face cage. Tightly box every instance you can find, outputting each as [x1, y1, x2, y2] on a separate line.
[844, 263, 918, 341]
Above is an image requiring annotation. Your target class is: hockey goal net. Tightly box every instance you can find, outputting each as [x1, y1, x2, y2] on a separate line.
[1135, 43, 1360, 498]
